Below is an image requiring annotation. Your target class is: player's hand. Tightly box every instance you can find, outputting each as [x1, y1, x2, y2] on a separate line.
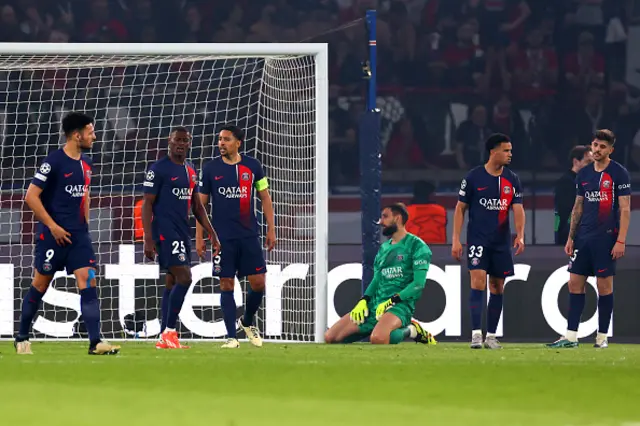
[265, 228, 276, 252]
[375, 298, 395, 320]
[564, 238, 574, 257]
[50, 224, 72, 246]
[143, 238, 156, 261]
[210, 235, 221, 258]
[513, 236, 525, 256]
[196, 236, 206, 259]
[611, 241, 625, 260]
[349, 298, 369, 325]
[451, 240, 463, 261]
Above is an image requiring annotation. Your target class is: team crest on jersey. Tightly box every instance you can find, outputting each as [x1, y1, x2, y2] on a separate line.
[603, 180, 611, 188]
[191, 173, 197, 183]
[241, 172, 250, 181]
[178, 253, 186, 262]
[397, 254, 404, 261]
[43, 262, 52, 272]
[40, 163, 51, 174]
[471, 257, 480, 266]
[214, 264, 221, 274]
[503, 186, 511, 194]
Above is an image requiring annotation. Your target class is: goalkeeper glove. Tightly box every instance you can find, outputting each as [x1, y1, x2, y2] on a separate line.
[350, 296, 370, 325]
[376, 294, 402, 320]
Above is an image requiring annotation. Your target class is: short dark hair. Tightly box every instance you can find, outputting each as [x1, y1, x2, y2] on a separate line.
[485, 133, 511, 154]
[594, 129, 616, 145]
[170, 126, 190, 135]
[569, 145, 590, 164]
[384, 202, 409, 225]
[62, 112, 94, 137]
[219, 125, 244, 142]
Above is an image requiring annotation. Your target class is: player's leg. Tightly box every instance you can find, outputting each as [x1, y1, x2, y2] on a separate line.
[484, 276, 505, 349]
[468, 243, 490, 348]
[324, 313, 370, 344]
[595, 276, 613, 348]
[159, 265, 192, 349]
[215, 240, 240, 348]
[370, 312, 406, 345]
[238, 237, 268, 347]
[15, 271, 54, 354]
[383, 304, 434, 345]
[161, 271, 176, 333]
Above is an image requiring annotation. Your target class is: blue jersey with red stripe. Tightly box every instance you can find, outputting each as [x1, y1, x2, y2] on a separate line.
[31, 149, 93, 235]
[458, 165, 523, 247]
[143, 156, 199, 241]
[200, 156, 265, 241]
[575, 160, 631, 240]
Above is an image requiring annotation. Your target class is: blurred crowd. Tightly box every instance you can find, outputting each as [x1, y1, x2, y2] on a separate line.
[0, 0, 637, 189]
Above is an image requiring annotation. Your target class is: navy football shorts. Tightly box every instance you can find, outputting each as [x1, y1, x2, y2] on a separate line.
[155, 235, 192, 272]
[466, 242, 515, 279]
[213, 237, 266, 278]
[568, 236, 617, 278]
[34, 229, 96, 275]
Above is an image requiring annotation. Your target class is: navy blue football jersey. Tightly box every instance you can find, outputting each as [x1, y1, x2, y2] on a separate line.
[143, 156, 199, 241]
[458, 166, 523, 247]
[31, 149, 93, 234]
[575, 160, 631, 240]
[200, 156, 267, 241]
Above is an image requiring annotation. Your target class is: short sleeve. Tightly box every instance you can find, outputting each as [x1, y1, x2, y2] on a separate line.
[412, 241, 432, 271]
[512, 173, 523, 204]
[32, 158, 55, 190]
[143, 163, 162, 195]
[616, 167, 631, 196]
[575, 171, 585, 197]
[199, 162, 211, 195]
[458, 172, 473, 204]
[254, 160, 268, 191]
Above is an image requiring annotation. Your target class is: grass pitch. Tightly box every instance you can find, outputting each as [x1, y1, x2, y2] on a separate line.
[1, 341, 639, 426]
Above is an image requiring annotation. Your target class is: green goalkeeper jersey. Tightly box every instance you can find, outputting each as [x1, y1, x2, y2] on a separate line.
[364, 233, 432, 311]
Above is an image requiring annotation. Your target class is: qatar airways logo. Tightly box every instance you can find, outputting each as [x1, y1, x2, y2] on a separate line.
[172, 187, 193, 200]
[218, 186, 248, 199]
[585, 191, 609, 203]
[381, 266, 403, 279]
[479, 198, 509, 211]
[65, 184, 88, 198]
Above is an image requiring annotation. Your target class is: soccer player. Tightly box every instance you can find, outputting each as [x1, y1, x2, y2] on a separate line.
[15, 112, 120, 355]
[547, 130, 631, 349]
[452, 133, 525, 349]
[324, 203, 436, 345]
[143, 127, 220, 349]
[196, 125, 276, 349]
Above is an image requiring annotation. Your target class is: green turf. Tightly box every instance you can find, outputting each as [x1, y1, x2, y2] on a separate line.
[1, 341, 640, 426]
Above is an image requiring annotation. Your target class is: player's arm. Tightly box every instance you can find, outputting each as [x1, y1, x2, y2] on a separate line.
[613, 173, 632, 259]
[350, 267, 381, 324]
[567, 196, 584, 241]
[85, 192, 90, 223]
[192, 190, 220, 257]
[512, 175, 525, 255]
[452, 201, 468, 260]
[195, 193, 209, 242]
[25, 183, 71, 245]
[142, 167, 161, 260]
[256, 175, 276, 251]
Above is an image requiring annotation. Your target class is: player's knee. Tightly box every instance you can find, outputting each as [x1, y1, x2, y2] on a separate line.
[32, 278, 50, 293]
[488, 278, 504, 294]
[248, 275, 266, 292]
[324, 330, 337, 344]
[370, 330, 389, 345]
[219, 278, 235, 292]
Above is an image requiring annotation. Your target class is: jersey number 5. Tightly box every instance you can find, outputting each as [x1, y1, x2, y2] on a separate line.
[171, 241, 186, 254]
[468, 245, 484, 258]
[570, 249, 578, 262]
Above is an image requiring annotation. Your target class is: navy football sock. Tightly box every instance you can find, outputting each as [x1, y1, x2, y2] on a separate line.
[220, 290, 237, 338]
[486, 293, 503, 334]
[166, 284, 189, 329]
[242, 288, 264, 327]
[469, 289, 484, 331]
[597, 293, 614, 334]
[160, 287, 171, 333]
[80, 287, 101, 346]
[18, 286, 45, 339]
[567, 293, 586, 332]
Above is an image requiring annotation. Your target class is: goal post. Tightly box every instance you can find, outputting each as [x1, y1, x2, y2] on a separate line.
[0, 42, 329, 343]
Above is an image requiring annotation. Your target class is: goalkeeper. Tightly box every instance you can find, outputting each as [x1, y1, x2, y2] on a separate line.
[325, 203, 436, 345]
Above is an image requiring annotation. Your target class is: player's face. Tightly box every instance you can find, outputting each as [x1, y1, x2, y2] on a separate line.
[77, 123, 96, 150]
[492, 142, 512, 166]
[379, 208, 400, 237]
[168, 130, 192, 157]
[590, 139, 613, 162]
[218, 130, 240, 157]
[578, 151, 593, 170]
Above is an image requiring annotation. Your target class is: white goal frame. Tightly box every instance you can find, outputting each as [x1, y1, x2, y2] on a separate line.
[0, 42, 329, 343]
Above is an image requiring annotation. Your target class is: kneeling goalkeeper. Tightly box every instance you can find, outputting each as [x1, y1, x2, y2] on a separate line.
[325, 203, 436, 345]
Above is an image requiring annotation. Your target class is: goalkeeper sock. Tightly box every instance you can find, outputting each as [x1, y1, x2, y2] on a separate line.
[166, 283, 190, 329]
[469, 289, 484, 331]
[220, 290, 237, 338]
[597, 293, 613, 334]
[242, 288, 264, 327]
[567, 292, 585, 337]
[17, 286, 45, 339]
[80, 287, 101, 346]
[486, 293, 503, 334]
[160, 287, 171, 333]
[390, 327, 411, 344]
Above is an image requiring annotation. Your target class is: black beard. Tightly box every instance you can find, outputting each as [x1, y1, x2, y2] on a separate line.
[382, 224, 397, 237]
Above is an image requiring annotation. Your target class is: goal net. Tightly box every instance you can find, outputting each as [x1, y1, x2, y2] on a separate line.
[0, 43, 328, 343]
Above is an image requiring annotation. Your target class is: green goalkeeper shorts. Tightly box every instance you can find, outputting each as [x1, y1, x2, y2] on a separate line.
[357, 302, 413, 335]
